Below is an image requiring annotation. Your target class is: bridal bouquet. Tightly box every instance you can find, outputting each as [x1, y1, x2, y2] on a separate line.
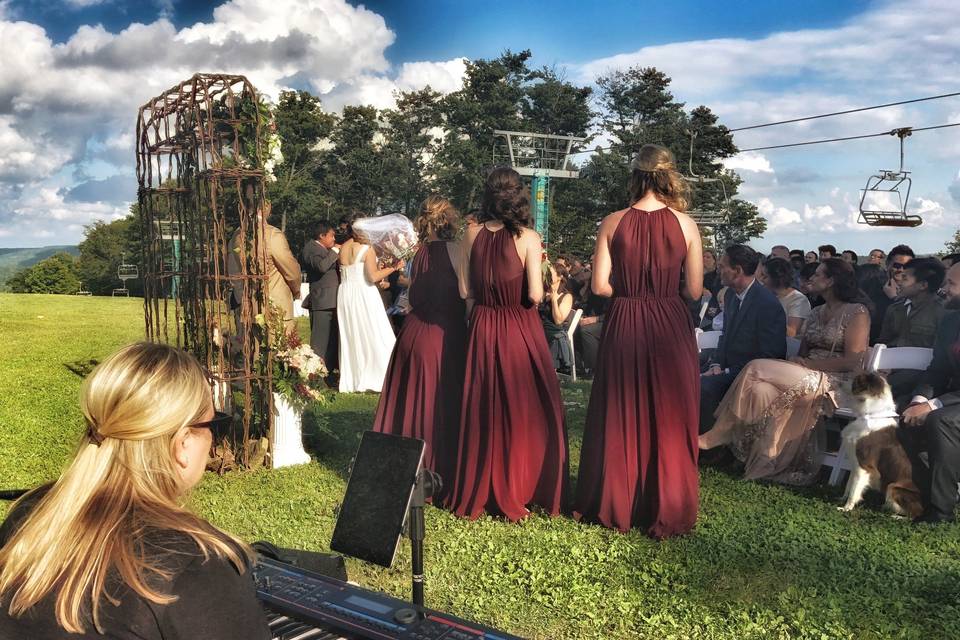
[352, 214, 419, 264]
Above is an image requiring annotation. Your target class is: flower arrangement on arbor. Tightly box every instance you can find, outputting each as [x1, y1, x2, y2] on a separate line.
[256, 303, 328, 409]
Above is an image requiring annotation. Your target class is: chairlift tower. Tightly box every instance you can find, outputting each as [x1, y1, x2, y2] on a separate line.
[493, 130, 585, 245]
[858, 127, 921, 227]
[154, 219, 183, 298]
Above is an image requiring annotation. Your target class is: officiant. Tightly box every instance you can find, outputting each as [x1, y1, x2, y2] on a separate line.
[302, 220, 341, 371]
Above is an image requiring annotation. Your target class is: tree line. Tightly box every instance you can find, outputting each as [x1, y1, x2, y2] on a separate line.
[9, 51, 767, 295]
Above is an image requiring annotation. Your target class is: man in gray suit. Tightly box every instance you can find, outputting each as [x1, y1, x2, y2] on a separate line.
[302, 220, 340, 370]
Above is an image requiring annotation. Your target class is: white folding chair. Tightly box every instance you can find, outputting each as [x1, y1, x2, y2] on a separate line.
[786, 336, 801, 358]
[824, 344, 934, 485]
[865, 344, 934, 373]
[565, 308, 583, 382]
[696, 330, 722, 352]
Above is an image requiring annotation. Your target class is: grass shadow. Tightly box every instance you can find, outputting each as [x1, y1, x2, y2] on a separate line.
[63, 359, 99, 378]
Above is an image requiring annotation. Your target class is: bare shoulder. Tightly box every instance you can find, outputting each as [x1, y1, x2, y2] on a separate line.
[518, 226, 542, 247]
[668, 208, 700, 241]
[599, 208, 630, 234]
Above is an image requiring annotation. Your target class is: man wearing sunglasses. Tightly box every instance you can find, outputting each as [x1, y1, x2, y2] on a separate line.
[864, 244, 915, 343]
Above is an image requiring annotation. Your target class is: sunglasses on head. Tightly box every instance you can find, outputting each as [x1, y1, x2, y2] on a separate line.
[189, 411, 233, 438]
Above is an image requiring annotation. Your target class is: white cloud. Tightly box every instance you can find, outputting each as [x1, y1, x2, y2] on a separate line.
[756, 197, 801, 230]
[722, 151, 773, 174]
[0, 0, 467, 245]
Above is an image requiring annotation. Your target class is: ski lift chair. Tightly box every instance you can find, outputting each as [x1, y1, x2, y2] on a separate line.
[858, 128, 922, 228]
[683, 130, 731, 227]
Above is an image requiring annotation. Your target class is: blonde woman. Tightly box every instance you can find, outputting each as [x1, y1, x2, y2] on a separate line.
[373, 196, 467, 482]
[0, 342, 270, 639]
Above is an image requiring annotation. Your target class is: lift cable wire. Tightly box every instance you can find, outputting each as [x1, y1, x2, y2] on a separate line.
[726, 91, 960, 132]
[737, 122, 960, 153]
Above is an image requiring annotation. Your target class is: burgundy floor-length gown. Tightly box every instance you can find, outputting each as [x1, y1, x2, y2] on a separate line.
[372, 241, 467, 482]
[574, 207, 700, 539]
[444, 227, 569, 521]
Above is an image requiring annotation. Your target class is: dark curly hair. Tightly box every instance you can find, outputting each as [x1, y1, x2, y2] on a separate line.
[821, 257, 860, 302]
[479, 166, 530, 237]
[763, 257, 795, 290]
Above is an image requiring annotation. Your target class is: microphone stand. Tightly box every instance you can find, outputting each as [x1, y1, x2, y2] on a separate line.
[407, 469, 440, 610]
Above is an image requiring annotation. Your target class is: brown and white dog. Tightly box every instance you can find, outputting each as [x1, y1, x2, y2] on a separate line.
[837, 372, 924, 518]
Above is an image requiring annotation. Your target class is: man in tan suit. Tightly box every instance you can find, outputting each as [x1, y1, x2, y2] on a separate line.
[228, 201, 302, 334]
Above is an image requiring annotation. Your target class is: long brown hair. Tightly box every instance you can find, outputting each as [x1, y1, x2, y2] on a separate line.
[0, 343, 251, 633]
[627, 144, 690, 212]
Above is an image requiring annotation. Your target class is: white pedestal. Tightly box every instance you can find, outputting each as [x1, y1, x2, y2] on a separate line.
[271, 392, 311, 468]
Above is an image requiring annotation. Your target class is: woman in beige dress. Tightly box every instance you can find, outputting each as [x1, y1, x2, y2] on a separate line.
[699, 258, 870, 485]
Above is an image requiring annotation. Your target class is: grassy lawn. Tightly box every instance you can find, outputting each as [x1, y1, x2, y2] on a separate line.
[2, 292, 959, 638]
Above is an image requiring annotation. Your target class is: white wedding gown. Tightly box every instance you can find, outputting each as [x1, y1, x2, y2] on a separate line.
[337, 245, 396, 392]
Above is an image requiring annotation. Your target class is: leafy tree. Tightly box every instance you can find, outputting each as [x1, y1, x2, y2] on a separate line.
[268, 90, 337, 251]
[434, 50, 534, 210]
[8, 252, 80, 294]
[323, 105, 383, 216]
[945, 229, 960, 254]
[379, 88, 444, 216]
[557, 65, 766, 255]
[77, 216, 143, 295]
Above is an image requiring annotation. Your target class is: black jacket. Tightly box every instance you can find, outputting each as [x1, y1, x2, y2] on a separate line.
[302, 240, 340, 310]
[0, 487, 270, 640]
[714, 280, 787, 375]
[913, 311, 960, 407]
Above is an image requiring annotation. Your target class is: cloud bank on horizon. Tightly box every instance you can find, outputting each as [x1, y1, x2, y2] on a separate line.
[0, 0, 958, 254]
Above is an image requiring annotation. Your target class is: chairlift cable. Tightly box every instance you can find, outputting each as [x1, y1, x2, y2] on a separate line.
[727, 91, 960, 132]
[738, 122, 960, 152]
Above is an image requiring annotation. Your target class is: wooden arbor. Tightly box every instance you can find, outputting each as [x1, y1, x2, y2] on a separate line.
[136, 73, 275, 467]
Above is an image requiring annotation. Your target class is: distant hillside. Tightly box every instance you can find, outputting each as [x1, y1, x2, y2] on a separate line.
[0, 246, 79, 291]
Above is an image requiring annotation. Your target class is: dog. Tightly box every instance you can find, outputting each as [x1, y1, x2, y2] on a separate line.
[837, 372, 924, 518]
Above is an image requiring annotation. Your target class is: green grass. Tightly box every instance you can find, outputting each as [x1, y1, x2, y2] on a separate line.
[2, 292, 960, 639]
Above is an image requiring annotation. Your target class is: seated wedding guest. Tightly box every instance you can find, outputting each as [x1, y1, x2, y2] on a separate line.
[712, 286, 729, 331]
[700, 258, 869, 485]
[941, 253, 960, 269]
[540, 265, 575, 373]
[574, 291, 610, 378]
[900, 261, 960, 523]
[699, 244, 787, 436]
[818, 244, 838, 262]
[770, 245, 790, 260]
[568, 256, 592, 305]
[703, 249, 721, 297]
[879, 257, 946, 401]
[799, 262, 823, 308]
[842, 250, 859, 267]
[864, 244, 915, 343]
[867, 248, 886, 265]
[759, 257, 811, 337]
[805, 251, 818, 264]
[0, 342, 270, 639]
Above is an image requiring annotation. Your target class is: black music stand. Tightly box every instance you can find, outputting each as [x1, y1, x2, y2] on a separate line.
[330, 431, 440, 608]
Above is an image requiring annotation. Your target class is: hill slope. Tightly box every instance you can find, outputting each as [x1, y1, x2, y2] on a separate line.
[0, 246, 79, 290]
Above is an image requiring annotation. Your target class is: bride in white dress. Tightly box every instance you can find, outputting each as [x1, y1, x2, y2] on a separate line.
[337, 230, 404, 393]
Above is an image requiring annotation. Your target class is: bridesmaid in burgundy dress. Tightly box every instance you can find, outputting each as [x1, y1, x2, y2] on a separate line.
[372, 196, 466, 483]
[444, 167, 568, 521]
[574, 144, 704, 539]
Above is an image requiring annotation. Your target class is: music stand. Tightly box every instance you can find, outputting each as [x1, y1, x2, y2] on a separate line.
[330, 431, 438, 608]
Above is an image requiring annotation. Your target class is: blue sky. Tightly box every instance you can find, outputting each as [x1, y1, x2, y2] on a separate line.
[0, 0, 957, 255]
